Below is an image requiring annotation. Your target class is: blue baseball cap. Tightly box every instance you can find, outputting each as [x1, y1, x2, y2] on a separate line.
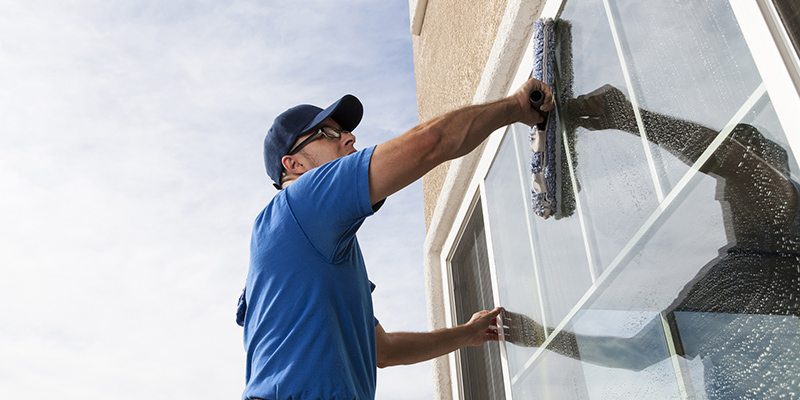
[263, 94, 363, 189]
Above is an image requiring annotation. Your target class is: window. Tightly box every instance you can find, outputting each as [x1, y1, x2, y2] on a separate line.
[448, 200, 506, 400]
[472, 0, 800, 398]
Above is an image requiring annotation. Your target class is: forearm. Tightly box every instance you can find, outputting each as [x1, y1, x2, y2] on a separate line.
[379, 326, 469, 368]
[424, 98, 520, 162]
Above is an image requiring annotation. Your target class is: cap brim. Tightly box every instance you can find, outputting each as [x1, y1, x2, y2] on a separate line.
[301, 94, 363, 134]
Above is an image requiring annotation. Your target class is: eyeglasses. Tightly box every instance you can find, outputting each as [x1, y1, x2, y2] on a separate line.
[287, 126, 351, 156]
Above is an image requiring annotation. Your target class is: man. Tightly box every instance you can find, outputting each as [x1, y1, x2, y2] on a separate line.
[240, 77, 553, 400]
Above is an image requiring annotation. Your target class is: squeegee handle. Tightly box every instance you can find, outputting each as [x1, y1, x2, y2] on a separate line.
[529, 89, 548, 130]
[529, 90, 545, 109]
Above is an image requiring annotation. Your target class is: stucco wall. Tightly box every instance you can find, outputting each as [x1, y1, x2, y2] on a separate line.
[412, 0, 509, 230]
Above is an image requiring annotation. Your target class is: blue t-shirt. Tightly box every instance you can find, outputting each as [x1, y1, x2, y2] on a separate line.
[243, 145, 384, 400]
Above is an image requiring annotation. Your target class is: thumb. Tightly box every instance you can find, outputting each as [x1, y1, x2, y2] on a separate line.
[487, 307, 503, 319]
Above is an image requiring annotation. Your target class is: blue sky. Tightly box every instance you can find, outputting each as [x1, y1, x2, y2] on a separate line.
[0, 1, 431, 398]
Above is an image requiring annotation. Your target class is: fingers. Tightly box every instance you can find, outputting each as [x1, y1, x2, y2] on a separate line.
[539, 83, 555, 112]
[513, 78, 555, 127]
[524, 78, 555, 112]
[482, 307, 503, 324]
[484, 326, 500, 342]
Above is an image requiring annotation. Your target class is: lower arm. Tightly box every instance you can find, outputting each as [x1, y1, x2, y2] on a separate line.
[380, 326, 469, 368]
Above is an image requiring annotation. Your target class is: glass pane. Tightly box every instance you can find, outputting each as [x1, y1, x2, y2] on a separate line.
[556, 1, 662, 273]
[450, 201, 506, 400]
[484, 129, 544, 377]
[606, 0, 763, 191]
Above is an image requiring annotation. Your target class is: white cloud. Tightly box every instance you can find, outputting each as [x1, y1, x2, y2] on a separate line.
[0, 0, 429, 398]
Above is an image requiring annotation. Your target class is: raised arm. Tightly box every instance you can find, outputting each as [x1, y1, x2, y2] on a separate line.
[368, 78, 553, 205]
[375, 307, 502, 368]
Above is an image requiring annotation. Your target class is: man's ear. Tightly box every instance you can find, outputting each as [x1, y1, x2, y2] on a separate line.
[281, 154, 305, 175]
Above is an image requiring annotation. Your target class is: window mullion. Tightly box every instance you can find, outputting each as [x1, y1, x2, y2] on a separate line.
[601, 0, 666, 202]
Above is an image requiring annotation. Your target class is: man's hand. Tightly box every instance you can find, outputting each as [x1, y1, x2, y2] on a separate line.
[461, 307, 503, 347]
[374, 307, 504, 368]
[510, 78, 555, 127]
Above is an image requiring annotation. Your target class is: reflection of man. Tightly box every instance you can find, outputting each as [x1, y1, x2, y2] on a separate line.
[509, 85, 800, 399]
[238, 78, 554, 400]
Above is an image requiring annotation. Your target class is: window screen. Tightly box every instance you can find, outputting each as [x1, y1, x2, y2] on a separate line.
[449, 200, 506, 400]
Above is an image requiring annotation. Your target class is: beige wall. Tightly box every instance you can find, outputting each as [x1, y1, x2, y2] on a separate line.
[411, 0, 509, 229]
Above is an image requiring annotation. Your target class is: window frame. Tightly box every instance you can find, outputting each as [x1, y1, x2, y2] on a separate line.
[440, 169, 512, 399]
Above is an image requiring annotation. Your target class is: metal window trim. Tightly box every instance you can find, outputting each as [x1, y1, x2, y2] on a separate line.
[731, 0, 800, 160]
[441, 186, 482, 400]
[478, 181, 515, 399]
[758, 0, 800, 98]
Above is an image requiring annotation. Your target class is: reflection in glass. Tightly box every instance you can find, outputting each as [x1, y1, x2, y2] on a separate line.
[534, 84, 800, 399]
[607, 0, 762, 191]
[515, 310, 681, 399]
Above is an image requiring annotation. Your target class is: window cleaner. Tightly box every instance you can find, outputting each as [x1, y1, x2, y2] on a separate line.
[529, 18, 577, 220]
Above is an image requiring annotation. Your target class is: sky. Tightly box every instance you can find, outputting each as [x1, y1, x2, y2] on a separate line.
[0, 1, 432, 398]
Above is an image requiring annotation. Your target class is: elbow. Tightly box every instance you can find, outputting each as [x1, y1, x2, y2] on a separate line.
[376, 350, 394, 369]
[412, 122, 449, 165]
[376, 337, 393, 369]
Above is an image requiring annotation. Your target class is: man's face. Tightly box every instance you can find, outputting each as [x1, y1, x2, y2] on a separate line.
[282, 118, 357, 174]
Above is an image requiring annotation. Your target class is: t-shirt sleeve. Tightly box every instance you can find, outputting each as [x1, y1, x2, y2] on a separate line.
[285, 145, 384, 262]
